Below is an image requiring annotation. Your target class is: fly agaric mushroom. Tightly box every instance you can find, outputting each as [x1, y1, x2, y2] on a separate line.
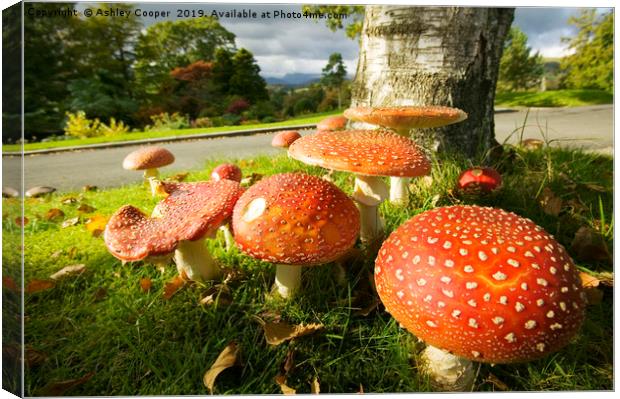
[375, 205, 587, 391]
[317, 115, 348, 132]
[232, 173, 360, 298]
[123, 146, 175, 196]
[104, 179, 243, 281]
[344, 106, 467, 205]
[210, 163, 243, 250]
[271, 130, 302, 149]
[288, 129, 430, 243]
[456, 167, 502, 197]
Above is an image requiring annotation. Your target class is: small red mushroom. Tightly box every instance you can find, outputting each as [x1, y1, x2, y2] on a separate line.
[271, 130, 301, 149]
[104, 180, 244, 281]
[211, 163, 242, 182]
[375, 205, 587, 390]
[232, 173, 360, 298]
[456, 167, 502, 197]
[317, 115, 348, 132]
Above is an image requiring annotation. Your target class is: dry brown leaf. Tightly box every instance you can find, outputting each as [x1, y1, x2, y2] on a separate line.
[579, 271, 610, 305]
[579, 271, 601, 288]
[275, 374, 296, 395]
[203, 342, 239, 394]
[61, 217, 80, 228]
[85, 214, 108, 237]
[77, 204, 96, 213]
[45, 208, 65, 221]
[582, 182, 608, 193]
[199, 285, 232, 308]
[140, 278, 152, 293]
[485, 373, 509, 391]
[2, 276, 18, 292]
[50, 264, 86, 280]
[25, 279, 55, 294]
[570, 226, 612, 264]
[25, 347, 48, 368]
[310, 376, 320, 394]
[15, 216, 29, 226]
[539, 187, 562, 216]
[281, 349, 295, 375]
[263, 321, 324, 346]
[163, 275, 186, 300]
[82, 185, 97, 192]
[37, 371, 94, 396]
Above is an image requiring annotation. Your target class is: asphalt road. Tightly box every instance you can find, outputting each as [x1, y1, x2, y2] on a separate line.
[2, 105, 613, 193]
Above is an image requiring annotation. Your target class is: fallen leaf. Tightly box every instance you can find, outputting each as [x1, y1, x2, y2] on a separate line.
[61, 217, 80, 228]
[485, 373, 509, 391]
[50, 250, 62, 259]
[570, 226, 612, 264]
[280, 349, 295, 375]
[581, 182, 608, 193]
[82, 185, 97, 192]
[140, 278, 152, 293]
[77, 204, 96, 213]
[263, 321, 324, 346]
[61, 196, 78, 205]
[579, 270, 612, 305]
[257, 310, 282, 323]
[93, 287, 107, 301]
[579, 271, 601, 288]
[85, 214, 108, 237]
[163, 275, 186, 300]
[15, 216, 28, 226]
[310, 376, 320, 394]
[199, 285, 232, 308]
[25, 279, 55, 294]
[358, 384, 364, 394]
[44, 208, 64, 221]
[36, 371, 95, 396]
[203, 342, 239, 394]
[275, 374, 296, 395]
[25, 347, 47, 367]
[539, 187, 562, 217]
[168, 172, 189, 182]
[2, 276, 18, 292]
[50, 264, 86, 280]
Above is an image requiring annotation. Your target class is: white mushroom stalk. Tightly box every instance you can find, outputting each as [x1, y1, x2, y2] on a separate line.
[274, 264, 302, 298]
[219, 224, 234, 251]
[174, 239, 221, 281]
[389, 176, 410, 206]
[352, 174, 388, 243]
[420, 346, 476, 392]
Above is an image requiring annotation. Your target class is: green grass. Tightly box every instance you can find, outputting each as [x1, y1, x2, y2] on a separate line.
[495, 89, 613, 108]
[3, 110, 342, 153]
[2, 144, 613, 395]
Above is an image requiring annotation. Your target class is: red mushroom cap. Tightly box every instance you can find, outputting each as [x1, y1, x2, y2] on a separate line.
[272, 130, 302, 148]
[232, 173, 360, 266]
[457, 167, 502, 195]
[288, 129, 430, 177]
[104, 180, 243, 261]
[211, 163, 242, 182]
[344, 106, 467, 131]
[317, 115, 348, 132]
[375, 205, 586, 364]
[123, 146, 175, 170]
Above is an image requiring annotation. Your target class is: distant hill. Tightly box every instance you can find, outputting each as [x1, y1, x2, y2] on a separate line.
[264, 73, 322, 87]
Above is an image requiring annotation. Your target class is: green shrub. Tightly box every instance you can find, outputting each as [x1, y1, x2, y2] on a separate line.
[191, 117, 213, 128]
[145, 112, 189, 131]
[64, 111, 102, 138]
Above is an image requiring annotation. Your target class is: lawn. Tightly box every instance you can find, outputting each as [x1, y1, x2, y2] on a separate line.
[2, 143, 613, 395]
[495, 89, 613, 108]
[2, 110, 342, 153]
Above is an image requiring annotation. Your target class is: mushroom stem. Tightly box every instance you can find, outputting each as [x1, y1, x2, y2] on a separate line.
[389, 177, 410, 205]
[352, 175, 388, 242]
[219, 224, 234, 251]
[420, 345, 476, 392]
[174, 239, 221, 281]
[143, 169, 160, 196]
[274, 264, 302, 298]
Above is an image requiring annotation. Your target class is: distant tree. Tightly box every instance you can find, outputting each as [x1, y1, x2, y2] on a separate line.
[167, 60, 217, 119]
[3, 3, 22, 142]
[321, 53, 347, 108]
[211, 48, 235, 95]
[134, 18, 236, 97]
[561, 10, 613, 92]
[301, 5, 365, 39]
[229, 48, 268, 103]
[498, 27, 544, 91]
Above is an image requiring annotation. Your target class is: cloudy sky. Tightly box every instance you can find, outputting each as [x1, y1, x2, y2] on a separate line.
[78, 2, 611, 78]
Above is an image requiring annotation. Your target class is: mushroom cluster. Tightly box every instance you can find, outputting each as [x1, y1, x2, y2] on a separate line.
[374, 205, 587, 390]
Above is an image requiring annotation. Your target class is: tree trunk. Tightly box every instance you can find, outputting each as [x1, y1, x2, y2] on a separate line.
[352, 7, 514, 158]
